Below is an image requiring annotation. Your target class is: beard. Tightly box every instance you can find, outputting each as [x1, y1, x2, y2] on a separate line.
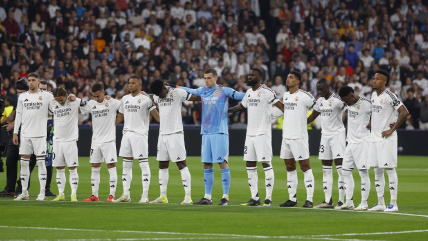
[246, 79, 258, 86]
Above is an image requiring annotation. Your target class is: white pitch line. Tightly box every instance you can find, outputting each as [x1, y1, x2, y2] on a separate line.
[310, 229, 428, 237]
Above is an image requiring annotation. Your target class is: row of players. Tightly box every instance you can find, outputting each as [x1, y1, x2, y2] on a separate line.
[11, 69, 408, 211]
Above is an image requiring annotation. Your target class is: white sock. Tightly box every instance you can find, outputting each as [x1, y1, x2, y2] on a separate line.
[180, 167, 191, 197]
[139, 160, 150, 199]
[56, 169, 66, 195]
[159, 168, 169, 197]
[374, 167, 385, 206]
[108, 167, 117, 197]
[337, 165, 344, 202]
[69, 169, 78, 196]
[359, 169, 370, 206]
[264, 165, 274, 201]
[37, 158, 47, 196]
[246, 166, 259, 200]
[122, 160, 133, 196]
[343, 169, 354, 206]
[20, 158, 30, 196]
[204, 194, 212, 200]
[303, 169, 314, 202]
[91, 167, 101, 197]
[222, 194, 229, 200]
[323, 166, 333, 203]
[287, 170, 298, 202]
[386, 168, 398, 206]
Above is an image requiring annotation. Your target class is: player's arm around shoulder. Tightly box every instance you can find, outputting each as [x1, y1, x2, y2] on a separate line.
[179, 86, 202, 96]
[222, 86, 245, 100]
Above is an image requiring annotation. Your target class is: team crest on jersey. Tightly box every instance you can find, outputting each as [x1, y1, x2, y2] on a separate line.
[295, 96, 299, 101]
[357, 104, 360, 109]
[39, 96, 43, 100]
[137, 99, 141, 103]
[105, 102, 109, 107]
[329, 101, 332, 107]
[67, 101, 71, 106]
[215, 91, 219, 96]
[169, 92, 173, 98]
[257, 92, 261, 97]
[380, 99, 383, 104]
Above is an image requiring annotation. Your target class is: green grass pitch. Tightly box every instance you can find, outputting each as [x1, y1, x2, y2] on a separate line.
[0, 156, 427, 241]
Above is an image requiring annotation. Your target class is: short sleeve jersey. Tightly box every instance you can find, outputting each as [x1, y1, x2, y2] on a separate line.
[313, 93, 346, 137]
[153, 87, 192, 135]
[13, 90, 54, 138]
[119, 93, 156, 136]
[282, 89, 316, 139]
[346, 96, 372, 144]
[49, 97, 82, 142]
[80, 98, 121, 143]
[241, 86, 279, 137]
[370, 89, 403, 142]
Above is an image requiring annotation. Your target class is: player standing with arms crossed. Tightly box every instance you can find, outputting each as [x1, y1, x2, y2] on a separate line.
[367, 70, 409, 212]
[277, 71, 316, 208]
[80, 84, 121, 202]
[13, 73, 55, 201]
[180, 69, 245, 206]
[114, 76, 160, 203]
[307, 79, 347, 209]
[50, 87, 83, 201]
[148, 79, 200, 205]
[338, 86, 373, 210]
[228, 68, 284, 206]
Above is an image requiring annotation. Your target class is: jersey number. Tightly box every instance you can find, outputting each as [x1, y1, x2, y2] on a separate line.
[319, 145, 324, 153]
[90, 149, 94, 156]
[244, 146, 247, 154]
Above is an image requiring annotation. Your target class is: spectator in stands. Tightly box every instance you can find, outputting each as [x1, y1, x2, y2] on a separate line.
[419, 95, 428, 130]
[403, 88, 420, 128]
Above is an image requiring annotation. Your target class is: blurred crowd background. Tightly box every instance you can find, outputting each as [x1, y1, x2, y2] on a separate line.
[0, 0, 427, 130]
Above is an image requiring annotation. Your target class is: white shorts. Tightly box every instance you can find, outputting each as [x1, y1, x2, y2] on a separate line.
[243, 135, 272, 163]
[280, 137, 309, 161]
[157, 132, 186, 162]
[343, 142, 369, 170]
[319, 131, 346, 160]
[90, 141, 117, 164]
[19, 136, 47, 156]
[119, 131, 148, 159]
[368, 140, 397, 168]
[53, 141, 79, 167]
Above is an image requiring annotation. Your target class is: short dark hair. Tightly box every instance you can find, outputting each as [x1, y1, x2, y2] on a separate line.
[53, 87, 68, 97]
[40, 80, 48, 85]
[317, 78, 330, 86]
[16, 79, 28, 91]
[339, 86, 354, 98]
[27, 72, 40, 79]
[149, 79, 164, 95]
[251, 68, 263, 78]
[376, 69, 390, 86]
[128, 74, 142, 84]
[290, 70, 301, 81]
[92, 83, 104, 93]
[204, 68, 218, 77]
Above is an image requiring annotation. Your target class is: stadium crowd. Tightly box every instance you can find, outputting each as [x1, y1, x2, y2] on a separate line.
[0, 0, 427, 129]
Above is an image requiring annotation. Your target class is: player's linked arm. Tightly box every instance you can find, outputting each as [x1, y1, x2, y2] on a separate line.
[274, 101, 284, 112]
[307, 110, 320, 124]
[150, 109, 160, 122]
[228, 103, 245, 113]
[116, 113, 124, 126]
[179, 87, 201, 96]
[381, 105, 409, 138]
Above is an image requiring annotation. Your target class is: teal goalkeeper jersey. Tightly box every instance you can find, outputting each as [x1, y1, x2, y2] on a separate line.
[180, 85, 245, 135]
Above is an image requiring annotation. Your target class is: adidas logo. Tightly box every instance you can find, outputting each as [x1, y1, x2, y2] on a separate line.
[41, 151, 45, 154]
[336, 154, 340, 157]
[41, 178, 46, 180]
[159, 183, 162, 186]
[92, 183, 95, 186]
[143, 178, 149, 181]
[122, 178, 127, 181]
[324, 186, 328, 190]
[93, 106, 96, 109]
[57, 182, 61, 184]
[55, 106, 59, 109]
[21, 178, 25, 181]
[183, 185, 187, 187]
[320, 103, 323, 106]
[204, 179, 207, 182]
[248, 94, 250, 97]
[287, 185, 291, 188]
[375, 184, 380, 187]
[361, 188, 366, 191]
[384, 163, 388, 166]
[111, 159, 114, 162]
[182, 180, 186, 182]
[262, 157, 266, 160]
[307, 184, 312, 187]
[293, 194, 296, 198]
[249, 183, 252, 187]
[362, 165, 366, 168]
[177, 157, 180, 160]
[390, 187, 395, 190]
[72, 182, 78, 185]
[139, 154, 143, 157]
[72, 162, 77, 165]
[125, 101, 129, 104]
[298, 156, 302, 159]
[285, 97, 288, 100]
[266, 184, 271, 187]
[339, 186, 344, 190]
[217, 157, 223, 161]
[222, 179, 227, 182]
[110, 185, 115, 188]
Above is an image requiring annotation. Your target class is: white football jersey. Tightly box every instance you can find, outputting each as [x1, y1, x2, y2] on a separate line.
[313, 93, 346, 137]
[80, 98, 121, 143]
[153, 87, 191, 135]
[119, 93, 156, 136]
[370, 89, 403, 142]
[49, 97, 81, 142]
[241, 86, 279, 136]
[13, 90, 54, 137]
[282, 89, 316, 139]
[346, 96, 372, 144]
